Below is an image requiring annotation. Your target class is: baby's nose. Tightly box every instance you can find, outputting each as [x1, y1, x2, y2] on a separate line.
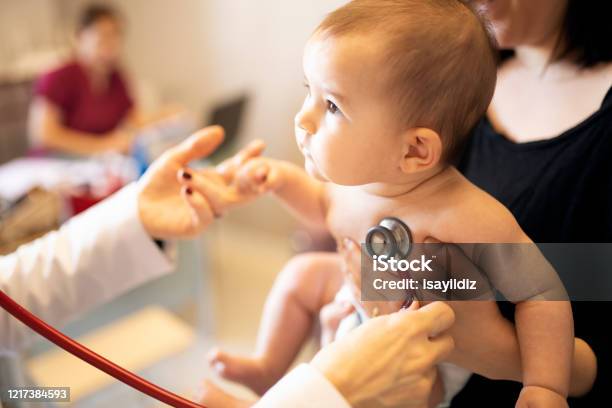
[294, 109, 316, 136]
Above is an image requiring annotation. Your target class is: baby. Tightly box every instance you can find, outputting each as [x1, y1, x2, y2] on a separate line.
[183, 1, 596, 406]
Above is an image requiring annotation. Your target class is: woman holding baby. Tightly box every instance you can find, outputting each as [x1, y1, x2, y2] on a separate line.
[184, 0, 611, 407]
[454, 0, 612, 406]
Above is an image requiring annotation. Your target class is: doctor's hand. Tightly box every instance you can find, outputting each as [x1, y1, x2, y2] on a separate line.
[311, 301, 455, 408]
[137, 126, 228, 239]
[139, 126, 266, 238]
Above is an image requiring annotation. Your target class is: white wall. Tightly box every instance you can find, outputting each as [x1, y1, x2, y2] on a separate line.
[0, 0, 67, 80]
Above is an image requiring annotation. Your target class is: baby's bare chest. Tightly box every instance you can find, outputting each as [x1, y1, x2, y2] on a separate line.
[325, 187, 437, 247]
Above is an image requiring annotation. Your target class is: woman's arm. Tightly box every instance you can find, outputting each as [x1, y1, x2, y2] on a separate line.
[122, 105, 188, 130]
[28, 98, 134, 155]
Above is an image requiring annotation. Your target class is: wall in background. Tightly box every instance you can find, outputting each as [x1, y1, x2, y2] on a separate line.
[0, 0, 67, 80]
[0, 0, 67, 163]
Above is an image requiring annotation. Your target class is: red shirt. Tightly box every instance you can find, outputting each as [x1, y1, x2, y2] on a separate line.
[34, 61, 133, 135]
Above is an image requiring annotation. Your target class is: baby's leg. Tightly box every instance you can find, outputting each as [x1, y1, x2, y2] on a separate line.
[208, 252, 344, 395]
[442, 300, 596, 397]
[198, 380, 253, 408]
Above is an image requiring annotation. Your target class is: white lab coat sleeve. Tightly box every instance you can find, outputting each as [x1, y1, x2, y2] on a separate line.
[254, 364, 351, 408]
[0, 183, 174, 351]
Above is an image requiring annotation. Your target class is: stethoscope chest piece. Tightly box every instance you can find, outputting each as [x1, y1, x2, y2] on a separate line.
[365, 217, 413, 259]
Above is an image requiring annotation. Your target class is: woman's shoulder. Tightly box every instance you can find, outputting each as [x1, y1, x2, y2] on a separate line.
[34, 61, 84, 105]
[35, 61, 84, 93]
[39, 61, 83, 82]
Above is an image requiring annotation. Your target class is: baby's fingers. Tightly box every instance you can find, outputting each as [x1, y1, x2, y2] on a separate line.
[216, 139, 266, 182]
[236, 159, 274, 194]
[179, 169, 240, 217]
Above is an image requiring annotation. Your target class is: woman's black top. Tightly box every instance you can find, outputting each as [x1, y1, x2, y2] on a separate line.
[452, 85, 612, 407]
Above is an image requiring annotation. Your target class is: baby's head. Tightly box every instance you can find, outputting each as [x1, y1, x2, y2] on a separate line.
[295, 0, 497, 186]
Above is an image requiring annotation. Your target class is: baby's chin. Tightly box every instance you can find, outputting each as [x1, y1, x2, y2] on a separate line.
[304, 158, 329, 182]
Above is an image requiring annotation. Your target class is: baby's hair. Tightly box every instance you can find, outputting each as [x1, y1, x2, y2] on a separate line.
[316, 0, 498, 162]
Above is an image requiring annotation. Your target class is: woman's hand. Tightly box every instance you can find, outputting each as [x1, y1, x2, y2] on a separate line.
[104, 129, 135, 154]
[311, 301, 455, 407]
[137, 126, 226, 239]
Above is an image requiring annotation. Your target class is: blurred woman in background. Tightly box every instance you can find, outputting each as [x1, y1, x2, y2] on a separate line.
[28, 4, 162, 156]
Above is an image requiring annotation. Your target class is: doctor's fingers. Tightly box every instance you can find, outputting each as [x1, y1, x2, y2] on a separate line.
[181, 186, 216, 233]
[394, 301, 456, 339]
[168, 126, 225, 165]
[179, 171, 241, 217]
[216, 139, 266, 182]
[425, 333, 455, 365]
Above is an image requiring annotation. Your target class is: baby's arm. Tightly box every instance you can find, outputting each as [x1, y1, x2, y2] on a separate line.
[515, 301, 573, 402]
[443, 300, 596, 397]
[442, 200, 574, 403]
[235, 157, 328, 228]
[487, 230, 574, 400]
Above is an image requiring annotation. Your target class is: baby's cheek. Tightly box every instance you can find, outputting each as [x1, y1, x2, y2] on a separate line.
[316, 138, 364, 185]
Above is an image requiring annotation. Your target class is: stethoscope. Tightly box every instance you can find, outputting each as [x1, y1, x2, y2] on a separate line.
[0, 217, 415, 407]
[365, 217, 413, 259]
[365, 217, 415, 309]
[0, 291, 204, 408]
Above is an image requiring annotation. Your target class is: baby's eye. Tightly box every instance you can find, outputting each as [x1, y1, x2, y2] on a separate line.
[326, 100, 340, 115]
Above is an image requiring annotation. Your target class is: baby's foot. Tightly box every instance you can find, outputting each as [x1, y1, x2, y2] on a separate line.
[197, 379, 253, 408]
[207, 348, 277, 395]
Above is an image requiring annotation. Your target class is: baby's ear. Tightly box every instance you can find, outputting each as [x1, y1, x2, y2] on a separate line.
[399, 127, 442, 174]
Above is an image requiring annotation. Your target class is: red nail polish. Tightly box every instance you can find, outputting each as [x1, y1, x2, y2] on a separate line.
[186, 187, 193, 195]
[182, 170, 192, 180]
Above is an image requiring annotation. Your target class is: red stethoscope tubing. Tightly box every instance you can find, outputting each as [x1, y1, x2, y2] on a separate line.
[0, 290, 205, 408]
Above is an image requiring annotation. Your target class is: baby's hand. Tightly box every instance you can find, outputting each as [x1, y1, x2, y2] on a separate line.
[516, 386, 568, 408]
[177, 139, 267, 217]
[319, 300, 355, 347]
[216, 139, 266, 183]
[235, 157, 286, 195]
